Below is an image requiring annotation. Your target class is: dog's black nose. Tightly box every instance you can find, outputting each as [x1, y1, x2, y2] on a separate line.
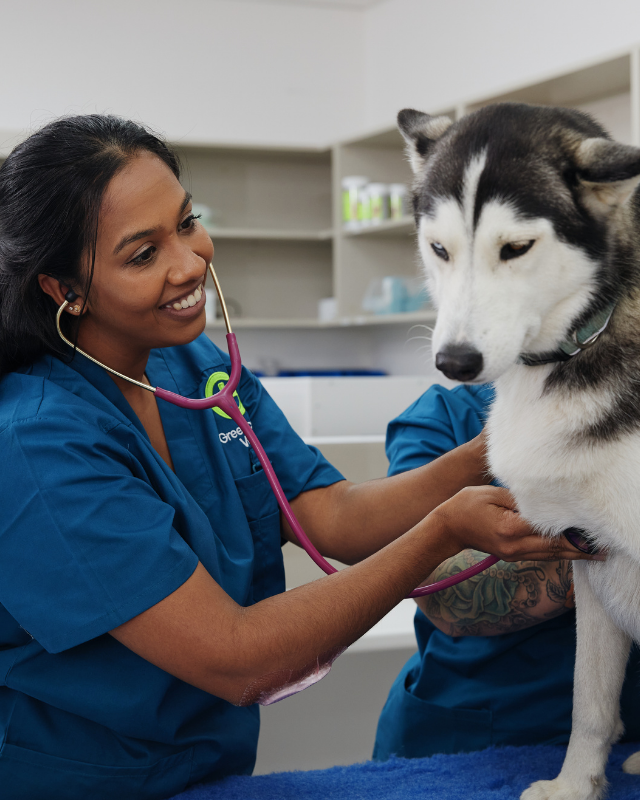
[435, 344, 484, 381]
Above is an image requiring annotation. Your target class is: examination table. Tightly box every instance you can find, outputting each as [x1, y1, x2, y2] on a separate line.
[169, 743, 640, 799]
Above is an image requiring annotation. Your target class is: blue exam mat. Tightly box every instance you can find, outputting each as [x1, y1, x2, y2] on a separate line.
[169, 743, 640, 799]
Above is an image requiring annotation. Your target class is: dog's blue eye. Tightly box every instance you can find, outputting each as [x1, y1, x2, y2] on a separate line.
[431, 242, 449, 261]
[501, 240, 534, 260]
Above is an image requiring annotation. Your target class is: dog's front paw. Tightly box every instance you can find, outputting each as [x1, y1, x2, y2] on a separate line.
[521, 775, 607, 800]
[622, 750, 640, 773]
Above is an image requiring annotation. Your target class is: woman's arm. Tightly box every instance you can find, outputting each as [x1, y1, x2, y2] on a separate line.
[111, 486, 590, 706]
[416, 550, 575, 636]
[283, 434, 488, 565]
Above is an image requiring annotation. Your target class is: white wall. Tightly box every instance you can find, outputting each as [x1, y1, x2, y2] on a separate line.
[362, 0, 640, 133]
[5, 1, 640, 148]
[0, 0, 364, 148]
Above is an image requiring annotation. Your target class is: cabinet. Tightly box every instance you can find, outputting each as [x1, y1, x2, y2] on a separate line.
[172, 144, 333, 326]
[1, 48, 639, 375]
[177, 47, 640, 377]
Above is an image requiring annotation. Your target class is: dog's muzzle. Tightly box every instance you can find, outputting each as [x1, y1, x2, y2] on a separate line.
[435, 344, 484, 382]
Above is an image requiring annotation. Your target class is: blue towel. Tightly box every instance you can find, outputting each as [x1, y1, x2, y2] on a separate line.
[168, 744, 640, 799]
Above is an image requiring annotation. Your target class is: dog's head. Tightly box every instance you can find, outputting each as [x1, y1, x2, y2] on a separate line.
[399, 103, 640, 383]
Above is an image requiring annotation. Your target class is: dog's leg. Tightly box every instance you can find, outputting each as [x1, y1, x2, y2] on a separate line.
[521, 561, 631, 800]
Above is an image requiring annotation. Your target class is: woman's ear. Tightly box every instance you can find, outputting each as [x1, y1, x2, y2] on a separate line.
[38, 275, 83, 314]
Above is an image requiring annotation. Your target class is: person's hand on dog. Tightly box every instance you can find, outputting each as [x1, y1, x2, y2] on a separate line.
[432, 485, 606, 563]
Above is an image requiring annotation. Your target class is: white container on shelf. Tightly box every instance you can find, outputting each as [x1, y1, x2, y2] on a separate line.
[342, 176, 368, 230]
[367, 182, 390, 224]
[318, 297, 338, 322]
[357, 183, 371, 227]
[389, 183, 409, 220]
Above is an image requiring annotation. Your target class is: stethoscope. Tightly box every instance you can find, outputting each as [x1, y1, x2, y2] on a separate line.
[56, 261, 511, 597]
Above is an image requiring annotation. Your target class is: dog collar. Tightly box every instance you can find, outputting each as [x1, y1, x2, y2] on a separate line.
[518, 302, 616, 367]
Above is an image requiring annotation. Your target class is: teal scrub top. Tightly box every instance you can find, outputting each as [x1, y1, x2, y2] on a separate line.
[0, 334, 343, 800]
[373, 383, 640, 760]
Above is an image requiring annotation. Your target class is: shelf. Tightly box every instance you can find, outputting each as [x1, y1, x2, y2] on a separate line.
[205, 309, 436, 330]
[187, 49, 639, 376]
[342, 217, 414, 238]
[337, 310, 435, 326]
[207, 317, 323, 329]
[206, 226, 333, 242]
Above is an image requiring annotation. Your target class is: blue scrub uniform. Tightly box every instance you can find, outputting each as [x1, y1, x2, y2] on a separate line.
[0, 334, 343, 800]
[374, 384, 640, 760]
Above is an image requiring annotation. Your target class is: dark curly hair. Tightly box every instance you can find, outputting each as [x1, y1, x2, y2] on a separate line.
[0, 114, 181, 376]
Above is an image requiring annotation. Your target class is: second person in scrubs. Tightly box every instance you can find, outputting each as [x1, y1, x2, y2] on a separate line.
[374, 384, 640, 760]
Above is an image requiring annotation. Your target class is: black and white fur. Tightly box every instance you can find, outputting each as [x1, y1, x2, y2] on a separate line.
[399, 102, 640, 800]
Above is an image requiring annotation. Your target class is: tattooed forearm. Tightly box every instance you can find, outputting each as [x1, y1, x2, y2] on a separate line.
[416, 551, 574, 636]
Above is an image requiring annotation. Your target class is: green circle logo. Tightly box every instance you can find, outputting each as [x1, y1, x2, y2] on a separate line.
[205, 371, 246, 419]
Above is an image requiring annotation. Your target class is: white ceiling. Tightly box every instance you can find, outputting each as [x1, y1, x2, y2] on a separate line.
[234, 0, 386, 9]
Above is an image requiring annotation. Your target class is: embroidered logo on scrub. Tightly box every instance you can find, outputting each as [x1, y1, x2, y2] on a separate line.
[205, 371, 250, 447]
[204, 371, 246, 419]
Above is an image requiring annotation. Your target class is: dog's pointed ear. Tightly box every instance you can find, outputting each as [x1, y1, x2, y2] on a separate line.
[397, 109, 453, 174]
[575, 137, 640, 216]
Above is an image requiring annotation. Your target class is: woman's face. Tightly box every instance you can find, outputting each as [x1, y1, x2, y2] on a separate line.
[79, 151, 214, 363]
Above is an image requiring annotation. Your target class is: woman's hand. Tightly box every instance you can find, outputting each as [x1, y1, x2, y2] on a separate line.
[431, 485, 604, 564]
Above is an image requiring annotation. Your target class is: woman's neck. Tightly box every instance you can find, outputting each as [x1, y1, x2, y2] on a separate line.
[77, 323, 151, 388]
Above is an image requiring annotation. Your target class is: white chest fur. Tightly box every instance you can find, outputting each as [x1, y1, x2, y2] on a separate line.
[487, 365, 640, 560]
[487, 365, 640, 645]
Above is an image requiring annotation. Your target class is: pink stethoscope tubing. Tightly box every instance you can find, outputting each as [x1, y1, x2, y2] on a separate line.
[57, 263, 498, 597]
[155, 334, 498, 597]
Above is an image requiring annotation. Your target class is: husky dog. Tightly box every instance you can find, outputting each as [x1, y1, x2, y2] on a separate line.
[398, 102, 640, 800]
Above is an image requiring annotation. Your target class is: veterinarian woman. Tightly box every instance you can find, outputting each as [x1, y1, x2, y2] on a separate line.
[373, 383, 640, 761]
[0, 116, 601, 800]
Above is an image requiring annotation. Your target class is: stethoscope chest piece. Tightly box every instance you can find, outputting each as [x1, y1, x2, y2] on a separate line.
[564, 527, 600, 555]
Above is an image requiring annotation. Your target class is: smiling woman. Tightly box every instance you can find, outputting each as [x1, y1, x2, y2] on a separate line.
[41, 152, 213, 379]
[0, 115, 601, 800]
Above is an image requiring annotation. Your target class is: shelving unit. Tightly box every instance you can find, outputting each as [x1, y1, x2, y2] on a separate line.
[333, 124, 422, 319]
[173, 143, 334, 326]
[204, 226, 333, 241]
[206, 308, 436, 329]
[200, 46, 640, 374]
[2, 46, 639, 376]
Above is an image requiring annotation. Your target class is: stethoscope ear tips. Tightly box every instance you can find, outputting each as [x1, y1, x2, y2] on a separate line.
[65, 289, 79, 303]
